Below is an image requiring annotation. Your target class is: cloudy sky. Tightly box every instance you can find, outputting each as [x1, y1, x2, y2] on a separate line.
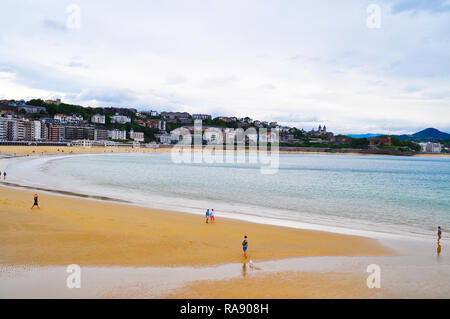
[1, 0, 449, 134]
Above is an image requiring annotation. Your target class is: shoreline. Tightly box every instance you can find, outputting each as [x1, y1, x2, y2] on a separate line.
[1, 145, 449, 157]
[2, 152, 447, 299]
[0, 152, 442, 242]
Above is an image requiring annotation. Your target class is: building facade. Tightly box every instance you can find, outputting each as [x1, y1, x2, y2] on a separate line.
[419, 142, 442, 153]
[109, 129, 127, 140]
[91, 114, 106, 124]
[129, 129, 144, 142]
[110, 113, 131, 124]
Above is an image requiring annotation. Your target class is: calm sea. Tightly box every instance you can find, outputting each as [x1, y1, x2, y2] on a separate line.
[5, 153, 450, 239]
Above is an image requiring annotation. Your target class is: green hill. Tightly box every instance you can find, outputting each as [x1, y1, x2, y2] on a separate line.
[397, 128, 450, 142]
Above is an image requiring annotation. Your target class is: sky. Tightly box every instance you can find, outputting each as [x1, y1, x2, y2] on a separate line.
[0, 0, 449, 134]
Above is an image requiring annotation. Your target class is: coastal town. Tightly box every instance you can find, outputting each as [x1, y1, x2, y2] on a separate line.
[0, 98, 446, 154]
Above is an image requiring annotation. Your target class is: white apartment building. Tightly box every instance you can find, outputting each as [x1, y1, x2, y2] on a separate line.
[91, 113, 106, 124]
[109, 129, 127, 140]
[33, 120, 42, 140]
[110, 113, 131, 124]
[419, 142, 442, 153]
[156, 133, 176, 144]
[0, 118, 8, 140]
[54, 113, 83, 124]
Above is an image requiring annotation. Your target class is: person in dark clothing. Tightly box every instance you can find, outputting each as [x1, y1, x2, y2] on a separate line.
[242, 235, 248, 258]
[31, 194, 40, 210]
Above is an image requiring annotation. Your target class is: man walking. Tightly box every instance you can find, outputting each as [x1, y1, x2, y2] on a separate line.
[242, 235, 248, 258]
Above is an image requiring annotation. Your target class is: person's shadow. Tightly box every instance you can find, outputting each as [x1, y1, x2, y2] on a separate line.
[437, 243, 442, 257]
[241, 262, 247, 277]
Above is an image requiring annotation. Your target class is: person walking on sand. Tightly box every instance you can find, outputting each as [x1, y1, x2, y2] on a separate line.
[31, 194, 40, 210]
[3, 171, 6, 180]
[210, 209, 215, 224]
[242, 235, 248, 258]
[205, 209, 210, 223]
[438, 226, 442, 243]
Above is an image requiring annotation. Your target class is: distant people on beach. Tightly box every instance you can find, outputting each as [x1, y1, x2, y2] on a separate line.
[242, 235, 248, 258]
[437, 226, 442, 243]
[31, 194, 40, 210]
[3, 171, 6, 180]
[210, 209, 215, 224]
[205, 209, 210, 223]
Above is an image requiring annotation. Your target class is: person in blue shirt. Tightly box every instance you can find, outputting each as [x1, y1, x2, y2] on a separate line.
[438, 226, 442, 243]
[205, 209, 210, 224]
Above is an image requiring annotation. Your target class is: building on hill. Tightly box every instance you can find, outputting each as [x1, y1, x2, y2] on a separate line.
[192, 114, 212, 120]
[110, 113, 131, 124]
[217, 116, 237, 122]
[0, 104, 17, 115]
[140, 110, 159, 117]
[145, 119, 166, 131]
[8, 100, 26, 107]
[309, 124, 327, 136]
[160, 111, 191, 123]
[54, 113, 83, 124]
[91, 113, 106, 124]
[18, 105, 47, 114]
[45, 98, 61, 105]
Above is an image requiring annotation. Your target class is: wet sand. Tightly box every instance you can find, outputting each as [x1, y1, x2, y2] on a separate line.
[165, 271, 376, 299]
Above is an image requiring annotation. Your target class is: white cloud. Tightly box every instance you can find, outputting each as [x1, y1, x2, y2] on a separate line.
[0, 0, 449, 134]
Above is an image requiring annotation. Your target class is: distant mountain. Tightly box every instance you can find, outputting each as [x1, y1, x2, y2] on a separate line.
[397, 128, 450, 142]
[346, 133, 382, 138]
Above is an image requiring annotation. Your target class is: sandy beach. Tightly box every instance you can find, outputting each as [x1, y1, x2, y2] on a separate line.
[0, 186, 390, 267]
[0, 182, 397, 298]
[0, 145, 169, 156]
[1, 145, 447, 158]
[1, 147, 449, 298]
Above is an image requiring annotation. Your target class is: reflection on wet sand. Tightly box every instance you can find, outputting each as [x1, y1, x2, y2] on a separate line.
[241, 262, 247, 277]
